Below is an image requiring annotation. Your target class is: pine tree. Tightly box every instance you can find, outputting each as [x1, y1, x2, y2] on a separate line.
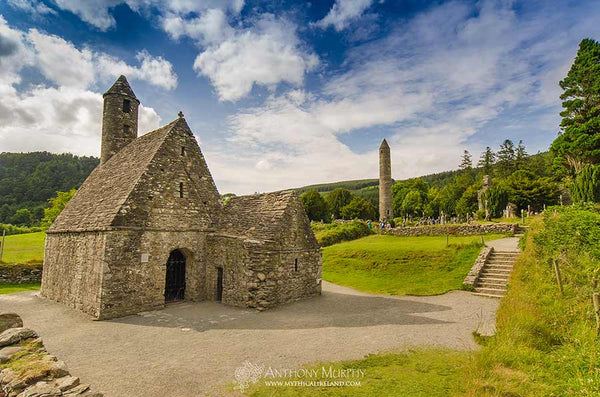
[496, 139, 516, 177]
[515, 140, 528, 170]
[459, 150, 472, 170]
[478, 147, 496, 175]
[551, 38, 600, 176]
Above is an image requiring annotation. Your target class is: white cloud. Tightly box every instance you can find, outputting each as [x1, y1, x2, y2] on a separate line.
[315, 0, 374, 31]
[7, 0, 56, 17]
[193, 15, 319, 101]
[161, 8, 234, 45]
[52, 0, 120, 31]
[48, 0, 245, 31]
[23, 28, 178, 90]
[96, 50, 178, 90]
[211, 0, 600, 194]
[0, 18, 162, 156]
[28, 29, 95, 89]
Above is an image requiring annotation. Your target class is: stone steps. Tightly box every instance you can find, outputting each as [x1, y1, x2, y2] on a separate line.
[473, 249, 520, 298]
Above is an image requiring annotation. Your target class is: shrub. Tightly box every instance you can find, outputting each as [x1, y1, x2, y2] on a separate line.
[313, 221, 374, 247]
[0, 223, 44, 236]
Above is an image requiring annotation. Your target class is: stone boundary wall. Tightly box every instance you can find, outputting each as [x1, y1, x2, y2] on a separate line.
[463, 247, 494, 286]
[0, 264, 43, 284]
[386, 223, 517, 237]
[0, 313, 103, 396]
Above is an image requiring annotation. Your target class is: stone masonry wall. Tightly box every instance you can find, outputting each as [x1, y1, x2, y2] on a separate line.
[98, 230, 210, 320]
[41, 232, 106, 319]
[0, 264, 42, 284]
[463, 247, 493, 286]
[387, 223, 517, 237]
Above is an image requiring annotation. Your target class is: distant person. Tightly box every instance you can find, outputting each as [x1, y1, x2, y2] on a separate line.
[367, 220, 372, 229]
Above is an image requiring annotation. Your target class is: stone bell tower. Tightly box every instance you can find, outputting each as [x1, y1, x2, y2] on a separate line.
[379, 138, 393, 221]
[100, 75, 140, 164]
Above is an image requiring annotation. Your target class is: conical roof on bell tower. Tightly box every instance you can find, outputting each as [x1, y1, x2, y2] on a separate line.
[103, 75, 138, 101]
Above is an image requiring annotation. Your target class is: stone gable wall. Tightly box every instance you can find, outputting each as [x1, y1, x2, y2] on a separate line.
[112, 124, 221, 231]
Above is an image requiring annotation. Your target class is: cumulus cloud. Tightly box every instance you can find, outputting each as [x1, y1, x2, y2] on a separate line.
[96, 50, 178, 90]
[161, 8, 234, 45]
[0, 18, 162, 156]
[46, 0, 245, 31]
[7, 0, 56, 17]
[211, 0, 600, 194]
[193, 15, 319, 102]
[315, 0, 374, 31]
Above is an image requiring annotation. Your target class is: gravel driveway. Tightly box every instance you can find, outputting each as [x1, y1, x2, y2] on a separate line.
[0, 279, 498, 397]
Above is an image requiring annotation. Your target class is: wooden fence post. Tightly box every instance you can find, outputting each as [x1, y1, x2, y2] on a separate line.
[593, 293, 600, 335]
[553, 259, 564, 296]
[0, 229, 5, 263]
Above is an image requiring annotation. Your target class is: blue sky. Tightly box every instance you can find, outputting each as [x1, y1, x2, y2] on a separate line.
[0, 0, 599, 194]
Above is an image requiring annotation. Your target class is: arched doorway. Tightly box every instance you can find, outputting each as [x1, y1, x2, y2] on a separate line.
[165, 249, 186, 302]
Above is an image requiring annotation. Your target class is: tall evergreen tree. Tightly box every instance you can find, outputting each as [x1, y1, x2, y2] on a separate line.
[496, 139, 516, 177]
[551, 38, 600, 176]
[478, 147, 496, 175]
[459, 150, 472, 170]
[515, 140, 528, 170]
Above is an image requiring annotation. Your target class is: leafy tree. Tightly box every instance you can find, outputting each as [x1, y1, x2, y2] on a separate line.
[478, 147, 496, 176]
[340, 197, 376, 220]
[41, 189, 76, 227]
[515, 140, 528, 170]
[570, 164, 600, 203]
[459, 150, 472, 171]
[551, 38, 600, 176]
[392, 178, 429, 216]
[455, 185, 479, 216]
[10, 208, 33, 226]
[401, 190, 424, 217]
[481, 186, 509, 218]
[326, 188, 353, 219]
[496, 139, 516, 177]
[301, 190, 329, 221]
[502, 170, 559, 211]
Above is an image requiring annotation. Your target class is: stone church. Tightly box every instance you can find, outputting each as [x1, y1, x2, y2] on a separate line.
[41, 76, 322, 320]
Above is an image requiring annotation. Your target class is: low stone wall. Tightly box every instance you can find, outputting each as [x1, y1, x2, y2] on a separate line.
[0, 313, 103, 396]
[386, 223, 517, 237]
[0, 264, 43, 284]
[463, 247, 493, 286]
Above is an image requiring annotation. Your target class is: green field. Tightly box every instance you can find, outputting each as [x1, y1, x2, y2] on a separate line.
[245, 348, 469, 397]
[0, 232, 45, 264]
[322, 234, 505, 296]
[0, 282, 41, 294]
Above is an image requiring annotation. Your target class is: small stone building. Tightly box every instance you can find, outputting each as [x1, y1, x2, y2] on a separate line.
[41, 76, 322, 320]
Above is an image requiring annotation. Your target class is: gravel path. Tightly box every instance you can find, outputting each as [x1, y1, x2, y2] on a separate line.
[0, 280, 499, 397]
[1, 236, 522, 396]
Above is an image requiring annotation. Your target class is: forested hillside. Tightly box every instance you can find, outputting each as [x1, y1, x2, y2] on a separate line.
[0, 152, 98, 226]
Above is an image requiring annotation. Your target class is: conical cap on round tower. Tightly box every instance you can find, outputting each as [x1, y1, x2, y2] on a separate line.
[103, 75, 139, 101]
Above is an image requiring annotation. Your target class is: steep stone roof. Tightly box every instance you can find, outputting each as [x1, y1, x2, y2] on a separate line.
[220, 191, 303, 244]
[49, 119, 183, 232]
[104, 75, 138, 101]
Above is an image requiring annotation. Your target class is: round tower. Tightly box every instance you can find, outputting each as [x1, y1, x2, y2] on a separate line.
[379, 139, 394, 221]
[100, 75, 140, 164]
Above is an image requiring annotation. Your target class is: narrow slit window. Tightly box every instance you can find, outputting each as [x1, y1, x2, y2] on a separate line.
[294, 258, 298, 272]
[123, 99, 131, 113]
[123, 124, 130, 134]
[181, 146, 186, 156]
[179, 182, 184, 198]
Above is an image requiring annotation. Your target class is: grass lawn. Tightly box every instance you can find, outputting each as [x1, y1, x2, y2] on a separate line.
[245, 348, 470, 397]
[0, 282, 41, 294]
[322, 234, 506, 296]
[0, 232, 45, 264]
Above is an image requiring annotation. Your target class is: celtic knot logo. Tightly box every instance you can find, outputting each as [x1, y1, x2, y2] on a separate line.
[234, 360, 264, 392]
